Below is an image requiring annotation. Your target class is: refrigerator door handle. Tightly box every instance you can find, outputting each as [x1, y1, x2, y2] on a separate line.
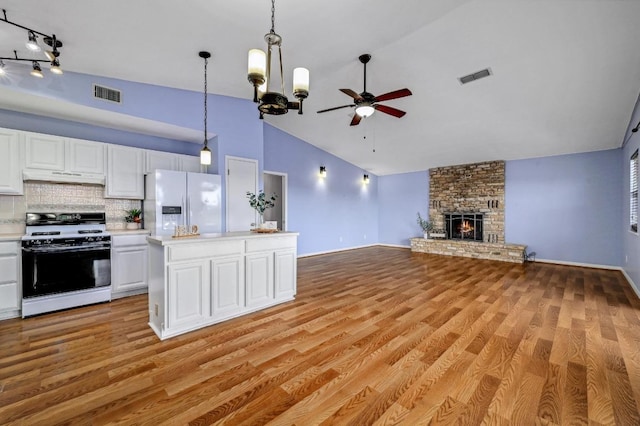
[186, 195, 190, 228]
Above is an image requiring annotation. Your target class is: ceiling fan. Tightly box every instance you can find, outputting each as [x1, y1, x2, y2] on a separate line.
[317, 54, 412, 126]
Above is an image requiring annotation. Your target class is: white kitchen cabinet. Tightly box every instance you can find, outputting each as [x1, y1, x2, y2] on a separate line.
[274, 249, 297, 301]
[145, 150, 179, 174]
[105, 145, 144, 199]
[111, 234, 148, 298]
[167, 260, 209, 330]
[245, 252, 274, 308]
[0, 129, 23, 195]
[178, 154, 203, 173]
[24, 132, 65, 171]
[0, 241, 21, 320]
[211, 255, 244, 317]
[23, 132, 105, 183]
[67, 138, 106, 175]
[147, 232, 297, 340]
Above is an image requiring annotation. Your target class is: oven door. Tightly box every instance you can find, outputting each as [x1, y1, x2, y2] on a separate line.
[22, 245, 111, 299]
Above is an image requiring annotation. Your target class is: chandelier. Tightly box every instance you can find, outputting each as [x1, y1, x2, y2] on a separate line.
[247, 0, 309, 119]
[0, 9, 64, 77]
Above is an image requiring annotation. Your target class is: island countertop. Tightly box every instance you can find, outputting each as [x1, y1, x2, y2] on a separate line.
[147, 231, 299, 246]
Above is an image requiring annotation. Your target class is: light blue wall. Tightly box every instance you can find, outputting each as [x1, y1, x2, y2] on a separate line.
[622, 94, 640, 294]
[505, 149, 622, 266]
[378, 171, 429, 246]
[263, 124, 378, 256]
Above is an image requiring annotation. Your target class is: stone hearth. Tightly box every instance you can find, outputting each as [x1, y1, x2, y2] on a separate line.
[411, 238, 527, 264]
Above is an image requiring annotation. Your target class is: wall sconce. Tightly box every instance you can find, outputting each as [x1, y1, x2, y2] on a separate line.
[363, 174, 370, 184]
[319, 166, 327, 177]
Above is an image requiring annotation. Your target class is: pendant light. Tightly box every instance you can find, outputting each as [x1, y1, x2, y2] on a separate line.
[247, 0, 309, 119]
[199, 51, 212, 166]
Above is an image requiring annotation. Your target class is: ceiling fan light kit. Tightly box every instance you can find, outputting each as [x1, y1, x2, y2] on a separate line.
[317, 54, 412, 126]
[0, 9, 65, 77]
[247, 0, 309, 119]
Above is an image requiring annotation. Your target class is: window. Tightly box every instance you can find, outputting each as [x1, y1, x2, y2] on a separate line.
[631, 149, 638, 233]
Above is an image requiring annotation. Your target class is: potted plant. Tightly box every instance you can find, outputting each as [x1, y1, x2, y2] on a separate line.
[125, 208, 142, 230]
[246, 190, 277, 229]
[416, 212, 433, 239]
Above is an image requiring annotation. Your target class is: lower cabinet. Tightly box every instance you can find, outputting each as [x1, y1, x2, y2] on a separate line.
[147, 233, 297, 340]
[245, 252, 274, 308]
[168, 260, 209, 329]
[0, 241, 21, 320]
[111, 234, 148, 298]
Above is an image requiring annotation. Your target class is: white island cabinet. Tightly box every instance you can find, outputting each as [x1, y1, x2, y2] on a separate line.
[147, 232, 298, 340]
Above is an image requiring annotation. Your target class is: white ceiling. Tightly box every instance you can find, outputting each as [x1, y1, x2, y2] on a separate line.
[1, 0, 639, 175]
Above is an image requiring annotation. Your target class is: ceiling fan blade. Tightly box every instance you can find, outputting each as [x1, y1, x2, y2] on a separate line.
[340, 88, 364, 101]
[350, 114, 362, 126]
[317, 104, 354, 114]
[375, 104, 406, 118]
[374, 88, 412, 102]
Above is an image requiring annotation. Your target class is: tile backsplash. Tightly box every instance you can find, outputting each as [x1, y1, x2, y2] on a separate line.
[0, 182, 141, 234]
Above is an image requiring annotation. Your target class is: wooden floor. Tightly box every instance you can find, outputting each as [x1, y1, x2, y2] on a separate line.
[1, 247, 640, 425]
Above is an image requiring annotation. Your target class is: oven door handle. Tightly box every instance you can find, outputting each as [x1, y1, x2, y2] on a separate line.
[22, 245, 111, 254]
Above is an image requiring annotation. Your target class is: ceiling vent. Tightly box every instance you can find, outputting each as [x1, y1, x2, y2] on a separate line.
[459, 68, 492, 85]
[93, 84, 122, 103]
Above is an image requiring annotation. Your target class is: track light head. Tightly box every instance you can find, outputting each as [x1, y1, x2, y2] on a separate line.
[50, 59, 63, 75]
[26, 31, 41, 52]
[0, 60, 6, 76]
[30, 61, 43, 78]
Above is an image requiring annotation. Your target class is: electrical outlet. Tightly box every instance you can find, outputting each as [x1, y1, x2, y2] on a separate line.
[155, 304, 159, 316]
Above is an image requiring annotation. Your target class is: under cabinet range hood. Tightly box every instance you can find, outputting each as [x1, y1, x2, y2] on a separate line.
[22, 169, 106, 185]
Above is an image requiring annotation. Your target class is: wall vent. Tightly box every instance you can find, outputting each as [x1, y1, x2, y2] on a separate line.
[458, 68, 492, 85]
[93, 84, 122, 103]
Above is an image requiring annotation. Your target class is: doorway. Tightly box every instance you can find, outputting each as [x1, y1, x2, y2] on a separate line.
[263, 171, 287, 231]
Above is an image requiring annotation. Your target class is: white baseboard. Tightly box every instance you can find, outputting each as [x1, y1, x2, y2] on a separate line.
[297, 243, 379, 258]
[377, 243, 411, 249]
[620, 268, 640, 299]
[534, 258, 621, 270]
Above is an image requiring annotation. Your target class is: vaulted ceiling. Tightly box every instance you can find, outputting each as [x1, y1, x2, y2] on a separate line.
[1, 0, 639, 175]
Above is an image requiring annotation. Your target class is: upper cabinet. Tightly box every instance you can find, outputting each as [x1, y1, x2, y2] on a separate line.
[0, 129, 23, 195]
[106, 145, 144, 199]
[24, 132, 66, 171]
[178, 154, 203, 173]
[145, 150, 179, 174]
[67, 138, 106, 175]
[23, 132, 106, 183]
[145, 151, 202, 174]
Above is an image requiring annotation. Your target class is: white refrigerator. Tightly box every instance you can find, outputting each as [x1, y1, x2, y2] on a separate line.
[144, 169, 222, 236]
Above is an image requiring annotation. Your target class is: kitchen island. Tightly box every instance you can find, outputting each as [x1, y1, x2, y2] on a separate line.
[147, 231, 298, 340]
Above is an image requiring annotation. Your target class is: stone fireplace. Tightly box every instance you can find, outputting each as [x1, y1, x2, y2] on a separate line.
[411, 160, 527, 263]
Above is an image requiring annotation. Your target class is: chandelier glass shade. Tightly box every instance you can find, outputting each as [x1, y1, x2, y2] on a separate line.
[247, 0, 309, 118]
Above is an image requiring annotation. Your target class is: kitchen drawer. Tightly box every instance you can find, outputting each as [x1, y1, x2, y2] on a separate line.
[112, 234, 148, 247]
[245, 236, 297, 254]
[168, 240, 242, 262]
[0, 241, 18, 255]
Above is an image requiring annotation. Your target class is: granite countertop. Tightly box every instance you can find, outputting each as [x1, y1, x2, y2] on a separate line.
[108, 229, 151, 236]
[0, 233, 23, 242]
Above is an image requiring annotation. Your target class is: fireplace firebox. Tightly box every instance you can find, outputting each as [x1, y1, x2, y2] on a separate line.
[445, 213, 483, 242]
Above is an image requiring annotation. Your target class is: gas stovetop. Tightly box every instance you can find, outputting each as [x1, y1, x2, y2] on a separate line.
[23, 212, 110, 241]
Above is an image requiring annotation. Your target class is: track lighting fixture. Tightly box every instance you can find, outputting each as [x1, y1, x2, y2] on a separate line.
[50, 59, 63, 75]
[199, 51, 212, 166]
[30, 61, 43, 78]
[25, 31, 40, 52]
[1, 9, 64, 78]
[247, 0, 309, 119]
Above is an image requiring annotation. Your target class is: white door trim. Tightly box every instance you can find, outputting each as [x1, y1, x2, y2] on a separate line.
[264, 170, 288, 231]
